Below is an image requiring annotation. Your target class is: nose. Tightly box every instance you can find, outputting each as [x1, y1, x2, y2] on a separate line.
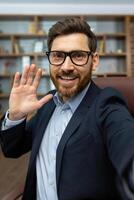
[60, 56, 74, 71]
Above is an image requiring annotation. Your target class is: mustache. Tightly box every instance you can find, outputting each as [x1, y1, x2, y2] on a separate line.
[58, 71, 79, 77]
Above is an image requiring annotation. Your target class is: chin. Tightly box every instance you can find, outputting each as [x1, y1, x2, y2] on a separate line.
[58, 85, 80, 99]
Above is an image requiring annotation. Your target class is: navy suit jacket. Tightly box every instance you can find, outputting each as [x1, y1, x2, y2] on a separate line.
[1, 81, 134, 200]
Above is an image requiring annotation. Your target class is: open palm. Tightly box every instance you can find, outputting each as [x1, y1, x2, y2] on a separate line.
[9, 64, 53, 120]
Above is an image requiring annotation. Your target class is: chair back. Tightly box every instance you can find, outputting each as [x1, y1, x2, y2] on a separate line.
[93, 77, 134, 117]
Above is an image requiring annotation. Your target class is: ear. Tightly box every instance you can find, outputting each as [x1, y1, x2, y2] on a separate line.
[92, 52, 99, 72]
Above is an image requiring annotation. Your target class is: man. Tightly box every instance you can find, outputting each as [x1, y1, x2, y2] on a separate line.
[1, 17, 134, 200]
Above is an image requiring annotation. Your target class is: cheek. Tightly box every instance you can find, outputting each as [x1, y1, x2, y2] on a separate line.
[79, 68, 92, 79]
[50, 67, 58, 77]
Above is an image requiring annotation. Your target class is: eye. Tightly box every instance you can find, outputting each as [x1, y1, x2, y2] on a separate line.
[52, 51, 64, 59]
[72, 51, 86, 60]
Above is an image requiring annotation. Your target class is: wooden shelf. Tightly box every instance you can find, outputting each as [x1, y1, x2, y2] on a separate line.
[99, 53, 126, 57]
[0, 53, 46, 57]
[96, 33, 126, 38]
[0, 33, 47, 40]
[0, 93, 9, 98]
[0, 93, 49, 98]
[0, 53, 126, 58]
[0, 14, 134, 115]
[0, 73, 12, 78]
[93, 72, 127, 77]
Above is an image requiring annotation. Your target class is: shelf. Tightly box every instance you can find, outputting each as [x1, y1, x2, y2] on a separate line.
[0, 53, 46, 57]
[0, 93, 9, 98]
[0, 33, 46, 37]
[96, 33, 126, 38]
[0, 14, 133, 115]
[0, 92, 52, 99]
[0, 33, 126, 38]
[0, 72, 126, 79]
[0, 93, 50, 98]
[0, 73, 49, 79]
[99, 53, 126, 57]
[0, 73, 12, 77]
[0, 53, 126, 58]
[93, 72, 127, 77]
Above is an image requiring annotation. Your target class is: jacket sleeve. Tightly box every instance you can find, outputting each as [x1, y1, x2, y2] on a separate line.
[96, 87, 134, 199]
[0, 110, 40, 158]
[96, 87, 134, 175]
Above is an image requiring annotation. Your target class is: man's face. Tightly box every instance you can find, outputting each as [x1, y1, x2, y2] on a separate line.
[49, 33, 99, 101]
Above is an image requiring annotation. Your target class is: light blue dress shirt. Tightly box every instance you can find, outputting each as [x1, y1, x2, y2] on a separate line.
[36, 84, 90, 200]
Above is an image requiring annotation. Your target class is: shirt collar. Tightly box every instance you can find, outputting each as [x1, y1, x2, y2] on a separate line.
[53, 82, 91, 113]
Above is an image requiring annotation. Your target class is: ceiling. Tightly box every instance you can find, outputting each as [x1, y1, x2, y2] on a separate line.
[0, 0, 133, 15]
[0, 0, 133, 3]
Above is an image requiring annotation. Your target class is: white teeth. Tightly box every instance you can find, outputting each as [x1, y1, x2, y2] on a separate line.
[61, 76, 75, 80]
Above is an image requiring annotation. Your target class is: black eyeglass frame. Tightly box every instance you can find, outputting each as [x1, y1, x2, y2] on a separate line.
[45, 50, 93, 66]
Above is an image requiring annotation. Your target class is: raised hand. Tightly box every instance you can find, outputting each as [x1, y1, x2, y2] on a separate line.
[9, 64, 53, 120]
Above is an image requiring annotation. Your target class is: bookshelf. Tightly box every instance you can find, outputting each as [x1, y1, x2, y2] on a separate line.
[0, 14, 134, 116]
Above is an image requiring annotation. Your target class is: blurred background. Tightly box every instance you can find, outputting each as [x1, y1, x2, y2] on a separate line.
[0, 0, 134, 198]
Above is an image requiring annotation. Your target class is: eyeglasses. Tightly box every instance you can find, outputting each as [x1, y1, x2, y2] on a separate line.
[46, 50, 92, 66]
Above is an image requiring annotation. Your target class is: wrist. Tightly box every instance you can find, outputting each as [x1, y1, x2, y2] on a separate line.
[8, 110, 27, 121]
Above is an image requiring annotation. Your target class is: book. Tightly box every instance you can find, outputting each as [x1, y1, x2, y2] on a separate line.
[34, 40, 44, 53]
[98, 40, 105, 54]
[22, 56, 30, 72]
[14, 42, 20, 54]
[28, 22, 37, 34]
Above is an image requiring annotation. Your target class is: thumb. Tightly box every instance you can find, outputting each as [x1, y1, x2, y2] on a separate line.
[38, 94, 53, 107]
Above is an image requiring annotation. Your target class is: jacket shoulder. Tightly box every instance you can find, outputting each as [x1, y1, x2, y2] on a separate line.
[97, 87, 127, 106]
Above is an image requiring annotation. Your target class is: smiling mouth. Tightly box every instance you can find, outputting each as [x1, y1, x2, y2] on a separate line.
[59, 76, 77, 81]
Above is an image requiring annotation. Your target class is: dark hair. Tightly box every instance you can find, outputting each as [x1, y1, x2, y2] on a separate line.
[47, 17, 97, 53]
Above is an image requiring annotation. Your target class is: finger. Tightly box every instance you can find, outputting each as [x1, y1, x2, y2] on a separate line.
[26, 64, 37, 85]
[20, 65, 30, 85]
[38, 94, 53, 108]
[32, 68, 42, 89]
[12, 72, 21, 88]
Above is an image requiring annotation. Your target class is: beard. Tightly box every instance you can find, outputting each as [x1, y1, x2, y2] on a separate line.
[58, 83, 80, 99]
[50, 66, 92, 101]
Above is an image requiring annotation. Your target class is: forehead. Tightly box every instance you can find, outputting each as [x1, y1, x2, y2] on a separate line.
[51, 33, 89, 51]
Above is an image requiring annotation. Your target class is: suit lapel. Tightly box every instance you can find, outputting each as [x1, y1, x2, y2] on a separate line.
[56, 81, 101, 186]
